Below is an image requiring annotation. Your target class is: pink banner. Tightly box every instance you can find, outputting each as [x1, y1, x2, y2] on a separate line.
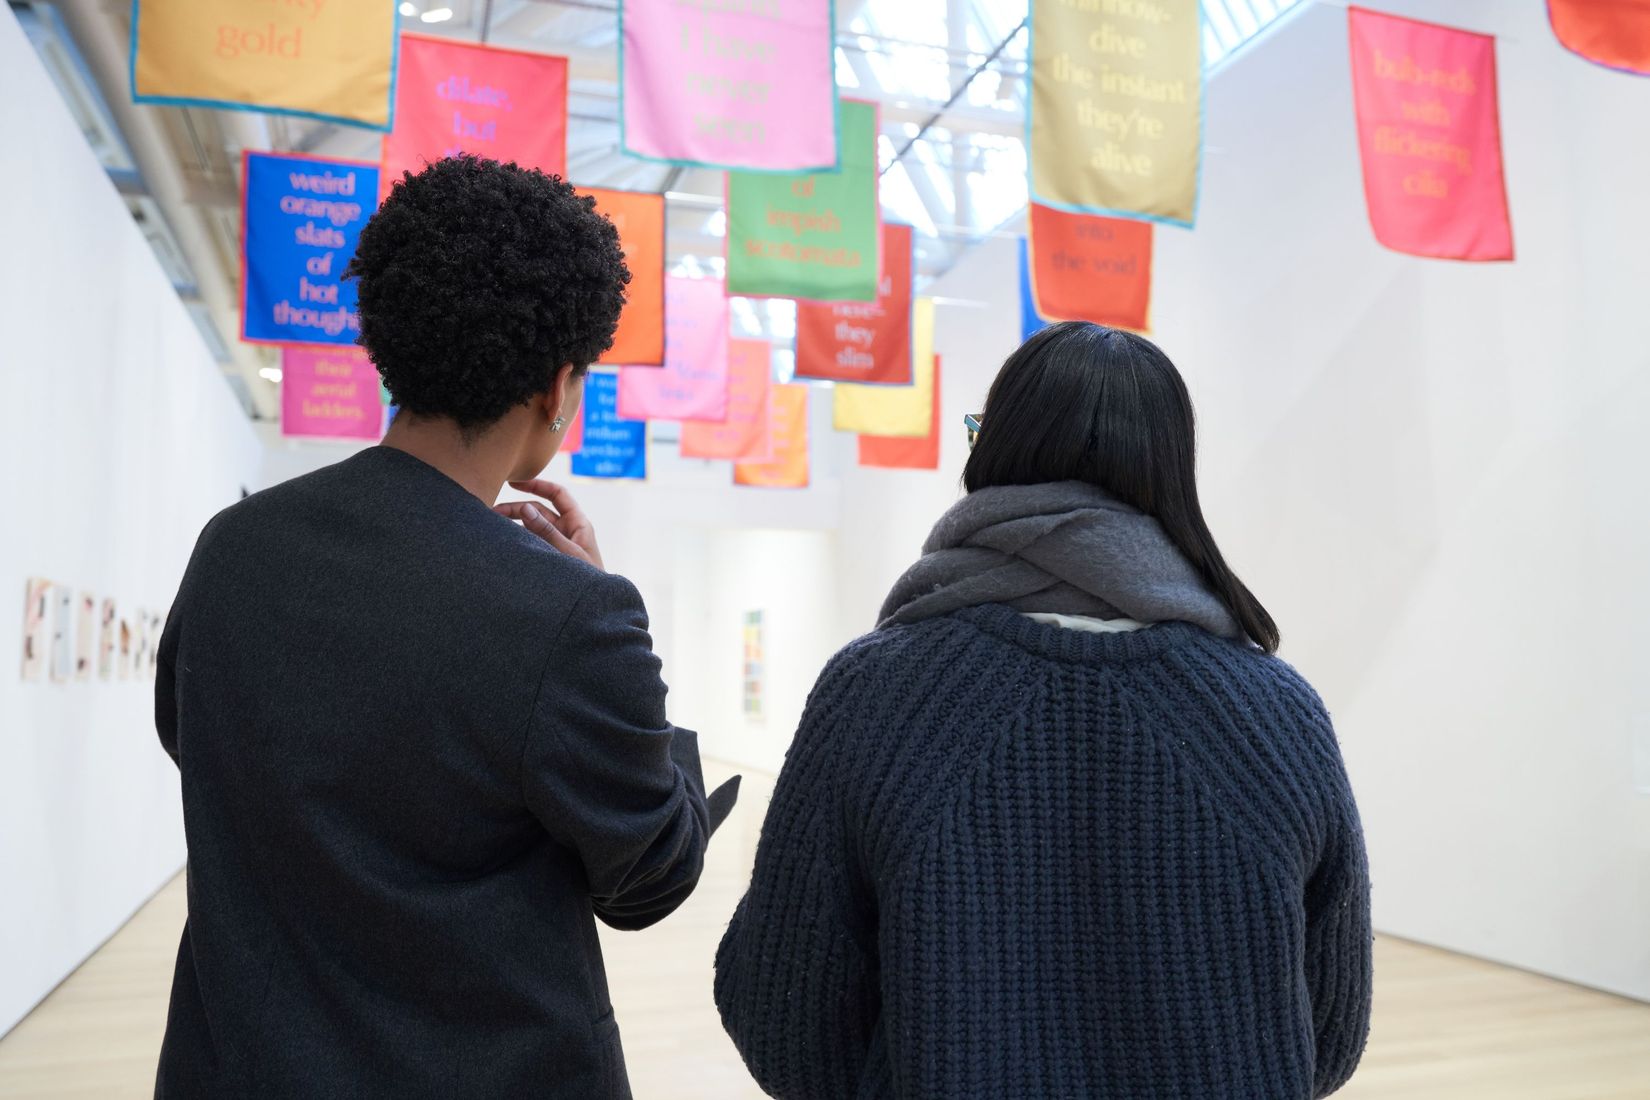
[1348, 7, 1513, 261]
[382, 35, 568, 197]
[620, 0, 837, 172]
[281, 345, 382, 439]
[681, 339, 773, 461]
[617, 277, 730, 423]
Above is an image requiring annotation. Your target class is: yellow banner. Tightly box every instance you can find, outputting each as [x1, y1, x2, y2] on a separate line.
[132, 0, 399, 130]
[833, 298, 935, 438]
[1029, 0, 1202, 226]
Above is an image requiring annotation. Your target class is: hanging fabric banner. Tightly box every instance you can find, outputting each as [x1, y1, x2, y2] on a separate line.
[794, 221, 913, 384]
[588, 188, 666, 366]
[617, 277, 729, 422]
[571, 373, 646, 480]
[735, 384, 810, 488]
[682, 340, 773, 461]
[858, 357, 943, 470]
[1019, 239, 1049, 343]
[1547, 1, 1650, 76]
[1028, 0, 1202, 226]
[833, 298, 936, 437]
[726, 98, 880, 302]
[242, 152, 378, 346]
[619, 0, 838, 172]
[1028, 204, 1152, 331]
[1348, 8, 1514, 261]
[280, 346, 382, 440]
[381, 35, 568, 194]
[130, 0, 399, 130]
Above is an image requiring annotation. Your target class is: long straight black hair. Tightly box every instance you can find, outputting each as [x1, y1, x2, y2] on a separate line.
[963, 321, 1280, 653]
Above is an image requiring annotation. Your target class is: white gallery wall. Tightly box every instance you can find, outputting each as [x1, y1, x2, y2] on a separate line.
[0, 8, 262, 1034]
[832, 1, 1650, 1000]
[17, 0, 1640, 1028]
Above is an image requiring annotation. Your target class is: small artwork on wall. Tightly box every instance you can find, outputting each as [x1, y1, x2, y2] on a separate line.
[131, 607, 149, 682]
[20, 578, 51, 682]
[50, 585, 74, 683]
[75, 593, 95, 682]
[148, 611, 164, 680]
[118, 614, 133, 681]
[99, 599, 116, 681]
[18, 580, 165, 687]
[742, 610, 765, 721]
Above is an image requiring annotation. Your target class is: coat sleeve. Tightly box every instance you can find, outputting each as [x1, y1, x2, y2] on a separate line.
[1306, 748, 1374, 1097]
[714, 655, 878, 1100]
[522, 571, 721, 931]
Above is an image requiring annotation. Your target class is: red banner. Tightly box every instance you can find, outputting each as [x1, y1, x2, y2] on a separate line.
[734, 384, 808, 489]
[1028, 206, 1152, 332]
[1348, 8, 1513, 261]
[381, 35, 567, 195]
[681, 340, 772, 461]
[793, 221, 912, 383]
[1548, 0, 1650, 75]
[858, 357, 942, 470]
[589, 188, 665, 366]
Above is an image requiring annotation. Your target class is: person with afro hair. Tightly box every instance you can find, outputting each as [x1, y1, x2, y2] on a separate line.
[152, 156, 738, 1100]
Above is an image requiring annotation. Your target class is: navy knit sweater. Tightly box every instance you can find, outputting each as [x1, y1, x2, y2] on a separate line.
[715, 605, 1371, 1099]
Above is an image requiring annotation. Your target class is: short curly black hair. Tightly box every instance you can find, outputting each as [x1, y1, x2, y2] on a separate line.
[345, 156, 629, 429]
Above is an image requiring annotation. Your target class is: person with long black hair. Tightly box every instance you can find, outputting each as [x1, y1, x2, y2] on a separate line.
[715, 321, 1372, 1099]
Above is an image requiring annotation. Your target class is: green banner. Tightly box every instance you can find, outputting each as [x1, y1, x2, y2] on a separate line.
[726, 99, 880, 302]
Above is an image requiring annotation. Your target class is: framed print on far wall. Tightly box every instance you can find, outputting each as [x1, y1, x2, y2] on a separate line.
[75, 593, 95, 682]
[99, 599, 116, 681]
[20, 577, 50, 682]
[49, 585, 73, 684]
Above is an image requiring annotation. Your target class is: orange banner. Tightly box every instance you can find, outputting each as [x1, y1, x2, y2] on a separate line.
[589, 188, 665, 366]
[131, 0, 397, 129]
[1548, 0, 1650, 75]
[1028, 205, 1152, 332]
[381, 35, 567, 194]
[682, 340, 773, 462]
[794, 222, 913, 383]
[858, 358, 942, 470]
[734, 384, 808, 488]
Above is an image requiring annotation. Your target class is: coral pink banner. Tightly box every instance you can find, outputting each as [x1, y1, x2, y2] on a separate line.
[1348, 7, 1513, 261]
[1548, 0, 1650, 76]
[617, 277, 730, 423]
[381, 35, 567, 196]
[681, 339, 773, 461]
[281, 345, 382, 440]
[620, 0, 836, 171]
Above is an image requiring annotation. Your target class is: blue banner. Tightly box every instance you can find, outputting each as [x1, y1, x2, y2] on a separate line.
[1019, 238, 1049, 344]
[571, 373, 647, 480]
[242, 152, 378, 345]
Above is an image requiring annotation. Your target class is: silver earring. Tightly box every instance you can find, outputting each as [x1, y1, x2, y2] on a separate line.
[551, 417, 566, 434]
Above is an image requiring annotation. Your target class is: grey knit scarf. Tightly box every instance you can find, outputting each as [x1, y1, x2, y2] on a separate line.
[877, 481, 1243, 639]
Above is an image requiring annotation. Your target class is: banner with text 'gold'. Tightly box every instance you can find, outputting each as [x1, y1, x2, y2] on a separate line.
[1029, 0, 1202, 227]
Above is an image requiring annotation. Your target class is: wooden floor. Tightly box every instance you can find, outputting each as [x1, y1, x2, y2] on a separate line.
[2, 762, 1647, 1099]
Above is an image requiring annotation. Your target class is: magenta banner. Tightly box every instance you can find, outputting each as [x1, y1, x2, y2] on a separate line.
[280, 345, 382, 440]
[617, 277, 730, 423]
[619, 0, 837, 172]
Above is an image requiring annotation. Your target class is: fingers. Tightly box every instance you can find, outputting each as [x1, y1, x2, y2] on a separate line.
[508, 479, 585, 521]
[492, 502, 590, 563]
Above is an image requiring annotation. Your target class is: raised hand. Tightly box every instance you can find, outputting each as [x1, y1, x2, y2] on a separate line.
[494, 479, 605, 571]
